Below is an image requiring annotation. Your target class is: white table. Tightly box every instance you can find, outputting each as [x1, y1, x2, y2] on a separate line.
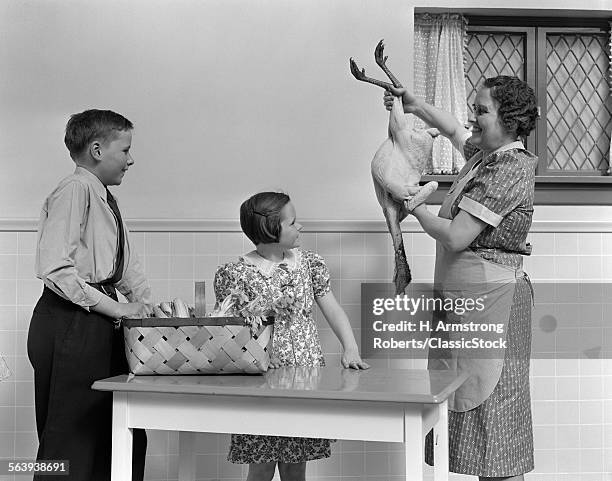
[92, 366, 467, 481]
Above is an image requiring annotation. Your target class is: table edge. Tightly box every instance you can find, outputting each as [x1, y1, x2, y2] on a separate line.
[92, 371, 468, 405]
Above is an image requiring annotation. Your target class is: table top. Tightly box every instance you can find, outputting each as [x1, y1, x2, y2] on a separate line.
[92, 367, 467, 404]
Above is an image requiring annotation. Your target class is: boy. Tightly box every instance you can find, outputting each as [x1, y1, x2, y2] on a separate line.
[28, 110, 153, 481]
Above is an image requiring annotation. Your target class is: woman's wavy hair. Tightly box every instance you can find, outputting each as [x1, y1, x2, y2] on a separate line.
[484, 76, 538, 137]
[240, 192, 291, 245]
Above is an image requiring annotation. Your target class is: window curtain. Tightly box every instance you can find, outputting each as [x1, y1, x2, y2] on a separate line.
[414, 13, 468, 174]
[608, 21, 612, 175]
[0, 355, 10, 381]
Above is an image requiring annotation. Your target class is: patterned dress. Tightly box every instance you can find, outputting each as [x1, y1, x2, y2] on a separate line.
[214, 248, 333, 464]
[426, 139, 536, 476]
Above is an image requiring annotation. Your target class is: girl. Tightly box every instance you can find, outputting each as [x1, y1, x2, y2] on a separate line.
[214, 191, 369, 481]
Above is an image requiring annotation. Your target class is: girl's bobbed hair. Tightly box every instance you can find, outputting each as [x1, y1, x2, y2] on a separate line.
[484, 75, 538, 137]
[240, 192, 291, 245]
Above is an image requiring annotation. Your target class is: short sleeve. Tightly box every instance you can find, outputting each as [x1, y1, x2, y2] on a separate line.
[459, 151, 527, 227]
[305, 251, 331, 298]
[213, 263, 239, 304]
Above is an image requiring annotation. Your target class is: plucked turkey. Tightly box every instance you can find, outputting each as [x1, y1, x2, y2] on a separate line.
[350, 40, 438, 294]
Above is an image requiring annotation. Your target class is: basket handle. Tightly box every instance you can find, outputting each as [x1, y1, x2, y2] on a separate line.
[195, 281, 206, 317]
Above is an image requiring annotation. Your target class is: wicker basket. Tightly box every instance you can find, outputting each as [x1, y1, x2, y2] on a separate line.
[123, 282, 274, 375]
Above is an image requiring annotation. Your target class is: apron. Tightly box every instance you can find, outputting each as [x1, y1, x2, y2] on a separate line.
[428, 143, 525, 412]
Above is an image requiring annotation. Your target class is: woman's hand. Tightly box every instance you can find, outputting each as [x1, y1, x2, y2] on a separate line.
[409, 202, 428, 216]
[383, 86, 420, 113]
[341, 347, 370, 370]
[399, 198, 419, 221]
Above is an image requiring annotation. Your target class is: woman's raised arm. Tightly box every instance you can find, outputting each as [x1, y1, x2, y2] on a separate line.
[383, 86, 466, 140]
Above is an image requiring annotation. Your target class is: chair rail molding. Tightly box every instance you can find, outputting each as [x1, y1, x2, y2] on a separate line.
[2, 218, 612, 233]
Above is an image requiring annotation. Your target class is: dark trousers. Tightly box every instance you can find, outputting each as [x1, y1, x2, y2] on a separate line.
[27, 287, 146, 481]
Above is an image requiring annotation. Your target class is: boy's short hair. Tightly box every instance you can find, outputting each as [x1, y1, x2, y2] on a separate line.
[240, 192, 291, 245]
[64, 109, 133, 158]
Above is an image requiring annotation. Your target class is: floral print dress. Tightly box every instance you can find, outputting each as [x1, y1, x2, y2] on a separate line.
[213, 248, 333, 464]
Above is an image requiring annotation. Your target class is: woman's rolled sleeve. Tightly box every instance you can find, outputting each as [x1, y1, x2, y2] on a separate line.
[459, 152, 527, 227]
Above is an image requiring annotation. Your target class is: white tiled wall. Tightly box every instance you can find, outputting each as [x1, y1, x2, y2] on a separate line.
[1, 229, 611, 481]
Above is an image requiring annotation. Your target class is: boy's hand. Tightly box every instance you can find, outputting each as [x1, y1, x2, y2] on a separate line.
[341, 348, 370, 370]
[117, 302, 153, 319]
[268, 355, 282, 369]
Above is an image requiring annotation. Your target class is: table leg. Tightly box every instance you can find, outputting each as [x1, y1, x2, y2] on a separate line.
[432, 400, 449, 481]
[404, 406, 423, 480]
[111, 392, 133, 481]
[178, 431, 196, 481]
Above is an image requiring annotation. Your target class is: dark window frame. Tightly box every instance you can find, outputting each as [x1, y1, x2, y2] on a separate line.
[421, 15, 612, 205]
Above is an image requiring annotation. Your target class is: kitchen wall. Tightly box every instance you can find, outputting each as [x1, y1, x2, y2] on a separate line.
[1, 210, 612, 481]
[0, 0, 416, 222]
[1, 0, 611, 480]
[1, 0, 608, 222]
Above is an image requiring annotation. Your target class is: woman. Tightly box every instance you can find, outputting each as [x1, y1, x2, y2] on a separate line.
[384, 75, 538, 480]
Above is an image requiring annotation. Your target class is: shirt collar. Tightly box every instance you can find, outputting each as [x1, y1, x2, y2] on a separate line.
[74, 166, 107, 200]
[470, 140, 525, 168]
[491, 140, 525, 155]
[460, 140, 526, 188]
[241, 248, 300, 277]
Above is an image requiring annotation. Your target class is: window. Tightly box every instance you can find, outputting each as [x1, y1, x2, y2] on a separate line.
[465, 17, 611, 177]
[423, 16, 612, 204]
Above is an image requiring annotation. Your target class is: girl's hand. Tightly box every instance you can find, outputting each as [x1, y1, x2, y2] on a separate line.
[341, 348, 370, 370]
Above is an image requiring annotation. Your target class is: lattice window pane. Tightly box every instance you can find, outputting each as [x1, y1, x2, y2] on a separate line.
[465, 32, 525, 117]
[546, 33, 612, 173]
